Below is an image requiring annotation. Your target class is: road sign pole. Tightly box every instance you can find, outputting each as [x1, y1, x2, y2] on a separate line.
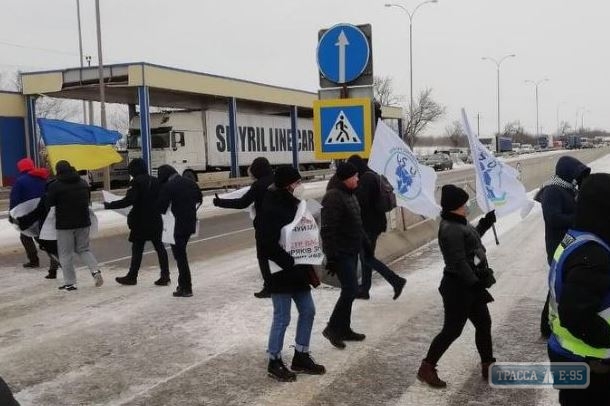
[290, 106, 299, 169]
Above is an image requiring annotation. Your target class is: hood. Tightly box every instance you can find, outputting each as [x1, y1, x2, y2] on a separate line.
[249, 157, 272, 179]
[17, 158, 35, 173]
[346, 155, 369, 175]
[128, 158, 147, 177]
[555, 156, 591, 184]
[157, 165, 178, 184]
[574, 173, 610, 245]
[28, 167, 50, 180]
[55, 160, 80, 183]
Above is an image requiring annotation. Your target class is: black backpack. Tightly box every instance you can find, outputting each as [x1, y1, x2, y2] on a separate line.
[372, 171, 397, 212]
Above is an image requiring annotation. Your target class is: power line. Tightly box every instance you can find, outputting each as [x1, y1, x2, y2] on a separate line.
[0, 39, 78, 57]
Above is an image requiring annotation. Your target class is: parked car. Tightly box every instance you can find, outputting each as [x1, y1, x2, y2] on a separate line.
[426, 153, 453, 171]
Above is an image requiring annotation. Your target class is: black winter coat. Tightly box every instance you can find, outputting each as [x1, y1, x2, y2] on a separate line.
[438, 211, 495, 302]
[321, 176, 363, 259]
[537, 156, 590, 264]
[214, 174, 273, 228]
[355, 171, 387, 236]
[158, 173, 203, 238]
[106, 174, 163, 242]
[256, 187, 310, 294]
[46, 168, 91, 230]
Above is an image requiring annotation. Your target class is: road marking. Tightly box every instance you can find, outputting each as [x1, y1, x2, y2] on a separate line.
[98, 227, 254, 266]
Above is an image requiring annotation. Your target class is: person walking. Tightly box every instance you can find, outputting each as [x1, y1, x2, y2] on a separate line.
[9, 157, 59, 274]
[257, 166, 325, 381]
[157, 165, 202, 298]
[417, 185, 497, 387]
[535, 156, 590, 338]
[46, 160, 103, 291]
[104, 158, 170, 286]
[547, 173, 610, 405]
[320, 162, 367, 349]
[347, 154, 406, 300]
[213, 157, 274, 298]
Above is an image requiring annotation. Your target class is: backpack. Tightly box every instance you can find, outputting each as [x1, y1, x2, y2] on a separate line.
[374, 172, 397, 212]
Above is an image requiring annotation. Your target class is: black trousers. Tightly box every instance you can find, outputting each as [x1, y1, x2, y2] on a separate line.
[425, 283, 494, 364]
[171, 235, 192, 293]
[328, 254, 359, 333]
[256, 240, 272, 288]
[20, 234, 39, 264]
[541, 292, 552, 337]
[127, 239, 169, 279]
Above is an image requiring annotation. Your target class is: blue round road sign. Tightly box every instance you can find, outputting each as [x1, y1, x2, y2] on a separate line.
[317, 23, 370, 85]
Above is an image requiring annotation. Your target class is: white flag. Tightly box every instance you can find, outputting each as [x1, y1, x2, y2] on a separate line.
[461, 108, 533, 217]
[368, 121, 441, 218]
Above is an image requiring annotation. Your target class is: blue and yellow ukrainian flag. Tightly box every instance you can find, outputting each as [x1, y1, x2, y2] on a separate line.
[37, 118, 123, 171]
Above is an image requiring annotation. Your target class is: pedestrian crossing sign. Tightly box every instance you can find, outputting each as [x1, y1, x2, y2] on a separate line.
[313, 98, 372, 159]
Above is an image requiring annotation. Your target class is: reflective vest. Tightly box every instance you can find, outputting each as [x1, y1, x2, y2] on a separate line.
[548, 230, 610, 361]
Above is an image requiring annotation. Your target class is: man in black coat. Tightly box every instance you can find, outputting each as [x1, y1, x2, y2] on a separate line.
[157, 165, 203, 297]
[418, 185, 496, 388]
[104, 158, 169, 286]
[213, 157, 274, 298]
[321, 162, 367, 349]
[536, 156, 590, 337]
[347, 154, 406, 300]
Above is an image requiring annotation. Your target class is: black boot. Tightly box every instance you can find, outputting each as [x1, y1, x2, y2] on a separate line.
[45, 268, 57, 279]
[267, 358, 296, 382]
[393, 277, 407, 300]
[322, 326, 346, 349]
[23, 261, 39, 269]
[254, 287, 271, 299]
[154, 277, 171, 286]
[341, 329, 366, 341]
[291, 350, 326, 375]
[115, 275, 137, 286]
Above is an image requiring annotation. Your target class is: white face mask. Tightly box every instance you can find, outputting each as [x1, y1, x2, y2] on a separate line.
[292, 183, 305, 200]
[465, 199, 476, 216]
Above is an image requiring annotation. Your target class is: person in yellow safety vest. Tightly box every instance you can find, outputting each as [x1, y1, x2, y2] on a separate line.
[547, 173, 610, 406]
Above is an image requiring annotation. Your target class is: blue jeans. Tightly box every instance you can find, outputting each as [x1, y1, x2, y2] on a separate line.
[268, 290, 316, 360]
[328, 254, 359, 333]
[359, 231, 401, 294]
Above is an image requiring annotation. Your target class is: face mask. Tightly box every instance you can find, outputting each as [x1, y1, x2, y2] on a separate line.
[465, 200, 476, 216]
[292, 184, 305, 200]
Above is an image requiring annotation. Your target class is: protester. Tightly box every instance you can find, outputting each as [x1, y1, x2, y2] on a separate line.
[257, 166, 325, 381]
[9, 157, 59, 274]
[417, 185, 497, 387]
[347, 154, 406, 300]
[104, 158, 170, 286]
[320, 162, 366, 349]
[157, 165, 203, 297]
[547, 173, 610, 405]
[46, 160, 102, 291]
[213, 157, 274, 298]
[535, 156, 590, 338]
[0, 376, 19, 406]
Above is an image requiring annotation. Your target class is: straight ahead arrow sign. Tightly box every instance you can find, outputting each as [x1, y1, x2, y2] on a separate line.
[335, 30, 349, 84]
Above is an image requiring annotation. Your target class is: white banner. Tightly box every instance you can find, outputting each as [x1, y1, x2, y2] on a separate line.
[9, 198, 41, 237]
[461, 108, 534, 217]
[368, 121, 440, 218]
[102, 190, 130, 217]
[39, 207, 98, 241]
[161, 205, 200, 245]
[219, 186, 255, 220]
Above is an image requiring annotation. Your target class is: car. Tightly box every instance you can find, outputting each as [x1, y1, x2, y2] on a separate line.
[425, 153, 453, 171]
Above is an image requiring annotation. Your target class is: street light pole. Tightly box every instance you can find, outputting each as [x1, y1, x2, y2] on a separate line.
[385, 1, 438, 119]
[95, 0, 106, 129]
[76, 0, 86, 124]
[482, 54, 516, 143]
[525, 78, 549, 137]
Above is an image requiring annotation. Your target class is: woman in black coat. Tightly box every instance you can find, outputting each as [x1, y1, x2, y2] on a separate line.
[104, 158, 169, 286]
[417, 185, 497, 388]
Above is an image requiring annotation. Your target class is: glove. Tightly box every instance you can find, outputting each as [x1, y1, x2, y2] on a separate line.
[475, 267, 496, 289]
[8, 215, 15, 225]
[212, 193, 220, 207]
[103, 202, 111, 209]
[325, 260, 340, 276]
[484, 210, 496, 225]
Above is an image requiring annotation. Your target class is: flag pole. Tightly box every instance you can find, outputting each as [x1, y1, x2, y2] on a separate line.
[461, 108, 499, 245]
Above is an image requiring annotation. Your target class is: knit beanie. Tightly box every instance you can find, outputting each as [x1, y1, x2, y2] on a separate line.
[336, 162, 358, 181]
[441, 184, 469, 211]
[17, 158, 35, 173]
[274, 166, 301, 188]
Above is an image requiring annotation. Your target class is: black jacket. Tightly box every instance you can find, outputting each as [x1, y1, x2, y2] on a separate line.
[214, 174, 273, 228]
[158, 167, 203, 238]
[355, 170, 387, 236]
[438, 211, 494, 289]
[256, 186, 310, 294]
[46, 168, 91, 230]
[537, 156, 590, 264]
[106, 171, 163, 242]
[321, 175, 363, 259]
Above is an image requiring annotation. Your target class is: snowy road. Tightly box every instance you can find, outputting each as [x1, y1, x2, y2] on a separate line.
[1, 153, 609, 405]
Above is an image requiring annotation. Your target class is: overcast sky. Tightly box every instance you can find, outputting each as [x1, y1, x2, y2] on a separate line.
[1, 0, 609, 137]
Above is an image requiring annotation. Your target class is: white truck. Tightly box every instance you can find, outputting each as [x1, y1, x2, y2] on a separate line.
[127, 110, 327, 181]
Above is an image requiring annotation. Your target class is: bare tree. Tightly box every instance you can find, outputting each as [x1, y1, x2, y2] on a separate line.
[503, 120, 537, 144]
[36, 96, 81, 121]
[558, 121, 571, 136]
[444, 121, 466, 147]
[373, 75, 405, 106]
[403, 88, 445, 147]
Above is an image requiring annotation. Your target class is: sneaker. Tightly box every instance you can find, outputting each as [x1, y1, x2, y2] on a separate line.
[92, 271, 104, 287]
[23, 261, 40, 269]
[173, 289, 193, 297]
[291, 350, 326, 375]
[254, 287, 271, 299]
[322, 327, 346, 349]
[115, 275, 137, 286]
[154, 277, 171, 286]
[341, 329, 366, 341]
[355, 291, 370, 300]
[393, 277, 407, 300]
[417, 359, 447, 388]
[58, 284, 77, 291]
[45, 273, 57, 280]
[267, 358, 297, 382]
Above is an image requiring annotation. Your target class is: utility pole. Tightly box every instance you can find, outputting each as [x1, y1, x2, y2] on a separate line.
[76, 0, 86, 124]
[86, 56, 94, 125]
[95, 0, 110, 189]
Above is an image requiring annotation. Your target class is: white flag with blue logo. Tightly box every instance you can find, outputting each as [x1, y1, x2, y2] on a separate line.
[461, 108, 534, 217]
[368, 121, 441, 218]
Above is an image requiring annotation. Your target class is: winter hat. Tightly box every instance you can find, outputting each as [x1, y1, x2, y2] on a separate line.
[55, 160, 73, 175]
[274, 166, 301, 188]
[336, 162, 358, 181]
[347, 154, 369, 175]
[128, 158, 147, 177]
[441, 184, 469, 211]
[248, 157, 272, 179]
[17, 158, 35, 173]
[574, 173, 610, 244]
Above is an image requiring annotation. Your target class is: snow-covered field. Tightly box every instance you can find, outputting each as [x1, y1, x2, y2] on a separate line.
[0, 153, 608, 405]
